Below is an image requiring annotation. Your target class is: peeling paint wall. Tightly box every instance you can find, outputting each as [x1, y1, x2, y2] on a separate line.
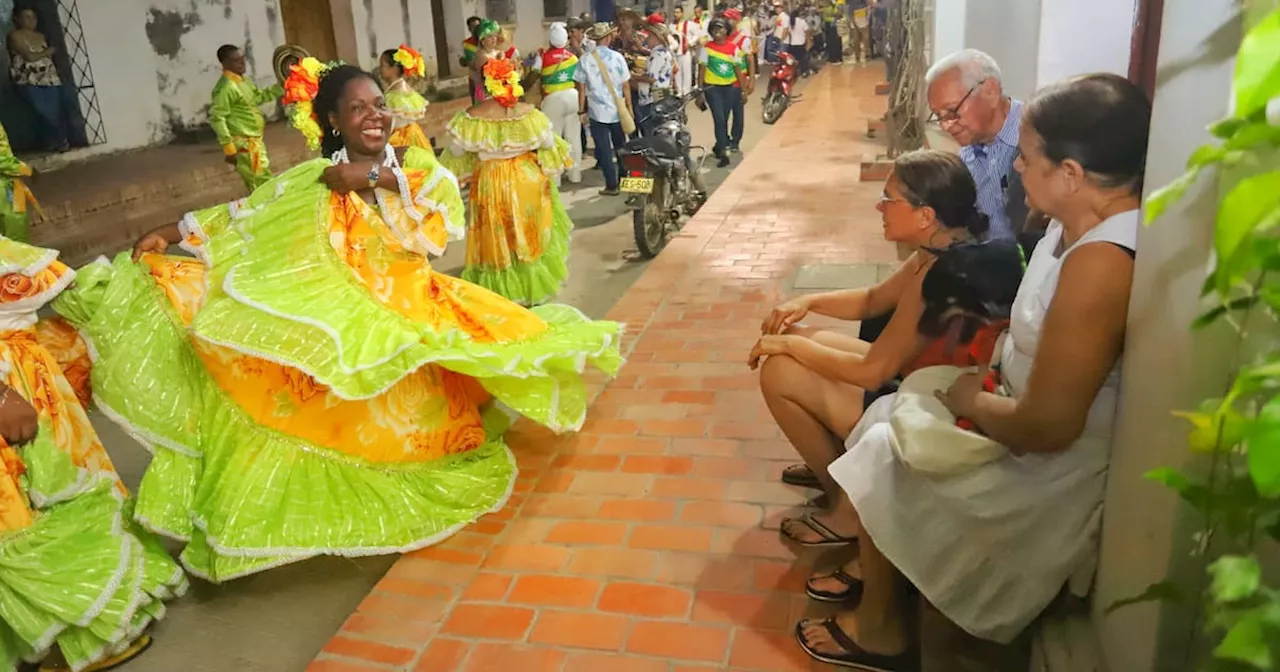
[76, 0, 168, 150]
[144, 0, 286, 133]
[348, 0, 442, 77]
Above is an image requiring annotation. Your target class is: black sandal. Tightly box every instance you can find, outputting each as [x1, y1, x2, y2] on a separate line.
[806, 567, 864, 604]
[795, 617, 914, 671]
[780, 512, 858, 547]
[781, 463, 822, 488]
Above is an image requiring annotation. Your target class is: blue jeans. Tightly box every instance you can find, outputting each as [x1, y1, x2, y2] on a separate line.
[728, 88, 744, 150]
[19, 84, 71, 149]
[704, 85, 737, 157]
[589, 119, 626, 189]
[635, 103, 654, 136]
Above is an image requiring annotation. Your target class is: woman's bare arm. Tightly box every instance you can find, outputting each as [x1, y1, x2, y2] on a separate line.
[967, 244, 1133, 454]
[780, 276, 930, 389]
[804, 252, 923, 321]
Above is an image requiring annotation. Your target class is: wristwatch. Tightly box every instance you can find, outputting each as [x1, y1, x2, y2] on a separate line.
[367, 163, 380, 189]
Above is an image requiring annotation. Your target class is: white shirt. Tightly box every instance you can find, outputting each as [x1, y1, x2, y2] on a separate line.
[672, 19, 703, 55]
[772, 13, 791, 39]
[787, 17, 809, 45]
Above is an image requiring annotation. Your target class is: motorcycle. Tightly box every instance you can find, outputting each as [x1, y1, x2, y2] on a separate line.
[762, 50, 798, 125]
[616, 90, 709, 259]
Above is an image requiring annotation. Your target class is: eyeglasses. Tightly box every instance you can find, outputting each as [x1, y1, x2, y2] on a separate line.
[926, 80, 985, 125]
[879, 193, 920, 207]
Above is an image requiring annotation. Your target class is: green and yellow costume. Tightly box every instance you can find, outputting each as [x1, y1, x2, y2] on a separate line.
[209, 71, 284, 192]
[0, 124, 37, 243]
[442, 109, 576, 306]
[0, 236, 186, 671]
[55, 146, 619, 582]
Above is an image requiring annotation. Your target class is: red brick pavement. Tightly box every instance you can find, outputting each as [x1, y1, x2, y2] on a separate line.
[310, 65, 897, 672]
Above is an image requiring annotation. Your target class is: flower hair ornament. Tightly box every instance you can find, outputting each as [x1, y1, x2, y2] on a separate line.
[393, 44, 427, 79]
[282, 56, 337, 151]
[483, 59, 523, 108]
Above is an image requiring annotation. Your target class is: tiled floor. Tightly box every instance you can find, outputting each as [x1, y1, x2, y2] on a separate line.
[308, 64, 898, 672]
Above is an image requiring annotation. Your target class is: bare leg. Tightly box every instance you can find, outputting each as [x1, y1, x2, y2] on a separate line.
[760, 354, 865, 520]
[799, 525, 910, 657]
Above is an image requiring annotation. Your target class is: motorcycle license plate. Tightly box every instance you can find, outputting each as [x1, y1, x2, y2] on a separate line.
[620, 177, 654, 194]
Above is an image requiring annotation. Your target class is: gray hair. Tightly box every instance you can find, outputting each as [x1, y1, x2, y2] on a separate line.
[925, 49, 1003, 91]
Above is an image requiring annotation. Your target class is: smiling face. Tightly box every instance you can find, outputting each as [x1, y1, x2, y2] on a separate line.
[329, 76, 391, 158]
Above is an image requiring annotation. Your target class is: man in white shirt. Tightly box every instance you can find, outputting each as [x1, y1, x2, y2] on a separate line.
[574, 23, 634, 196]
[785, 9, 811, 76]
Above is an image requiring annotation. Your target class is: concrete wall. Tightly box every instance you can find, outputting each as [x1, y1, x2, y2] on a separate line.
[1035, 0, 1138, 88]
[348, 0, 442, 76]
[931, 0, 966, 65]
[961, 0, 1040, 100]
[75, 0, 167, 152]
[139, 0, 286, 133]
[1092, 3, 1246, 670]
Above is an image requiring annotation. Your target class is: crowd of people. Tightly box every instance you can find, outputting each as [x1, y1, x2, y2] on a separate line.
[0, 1, 1157, 669]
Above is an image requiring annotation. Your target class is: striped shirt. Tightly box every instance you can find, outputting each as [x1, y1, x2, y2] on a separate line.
[959, 99, 1024, 241]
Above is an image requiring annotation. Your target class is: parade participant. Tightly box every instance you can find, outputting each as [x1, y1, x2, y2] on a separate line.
[531, 23, 583, 185]
[634, 21, 675, 137]
[59, 60, 619, 582]
[671, 6, 705, 97]
[0, 235, 187, 672]
[210, 44, 284, 192]
[471, 20, 520, 103]
[724, 8, 755, 154]
[575, 23, 634, 195]
[698, 18, 746, 167]
[460, 15, 483, 68]
[443, 59, 576, 305]
[379, 45, 432, 150]
[0, 122, 39, 242]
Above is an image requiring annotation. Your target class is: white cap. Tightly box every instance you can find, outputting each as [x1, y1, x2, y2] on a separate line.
[549, 22, 569, 48]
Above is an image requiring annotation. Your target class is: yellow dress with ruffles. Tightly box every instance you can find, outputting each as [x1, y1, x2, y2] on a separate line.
[386, 80, 433, 150]
[441, 108, 576, 306]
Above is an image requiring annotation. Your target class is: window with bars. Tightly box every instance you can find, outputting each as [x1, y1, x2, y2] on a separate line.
[55, 0, 105, 145]
[485, 0, 516, 23]
[544, 0, 570, 18]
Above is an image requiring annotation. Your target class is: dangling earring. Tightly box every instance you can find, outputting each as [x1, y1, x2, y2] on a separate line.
[332, 128, 340, 137]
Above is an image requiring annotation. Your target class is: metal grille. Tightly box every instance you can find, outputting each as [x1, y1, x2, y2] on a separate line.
[55, 0, 105, 145]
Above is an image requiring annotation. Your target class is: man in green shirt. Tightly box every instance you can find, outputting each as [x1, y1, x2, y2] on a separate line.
[210, 44, 283, 192]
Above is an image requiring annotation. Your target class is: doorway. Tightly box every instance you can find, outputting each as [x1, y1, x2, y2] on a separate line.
[1, 0, 96, 154]
[279, 0, 338, 63]
[430, 0, 452, 78]
[1128, 0, 1163, 98]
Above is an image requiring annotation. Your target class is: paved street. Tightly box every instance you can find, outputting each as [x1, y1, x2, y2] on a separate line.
[95, 72, 808, 672]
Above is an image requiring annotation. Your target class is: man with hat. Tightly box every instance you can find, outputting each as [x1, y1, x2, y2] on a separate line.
[532, 22, 583, 184]
[633, 19, 675, 136]
[574, 22, 634, 195]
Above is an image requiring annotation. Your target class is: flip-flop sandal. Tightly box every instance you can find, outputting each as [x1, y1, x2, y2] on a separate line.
[41, 635, 155, 672]
[807, 492, 831, 509]
[806, 567, 864, 604]
[795, 617, 915, 671]
[781, 463, 822, 488]
[780, 512, 858, 547]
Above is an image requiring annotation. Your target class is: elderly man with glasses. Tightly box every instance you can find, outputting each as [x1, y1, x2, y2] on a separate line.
[924, 49, 1029, 244]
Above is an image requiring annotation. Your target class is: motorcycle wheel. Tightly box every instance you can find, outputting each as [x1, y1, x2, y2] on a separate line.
[762, 92, 787, 125]
[633, 177, 669, 260]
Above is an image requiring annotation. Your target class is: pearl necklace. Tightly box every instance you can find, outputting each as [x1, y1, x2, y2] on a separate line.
[331, 142, 398, 168]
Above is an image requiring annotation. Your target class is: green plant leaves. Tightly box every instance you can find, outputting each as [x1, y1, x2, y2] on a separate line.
[1209, 556, 1261, 602]
[1232, 8, 1280, 121]
[1145, 169, 1202, 226]
[1247, 396, 1280, 496]
[1105, 580, 1185, 615]
[1213, 608, 1274, 669]
[1214, 172, 1280, 291]
[1175, 400, 1250, 453]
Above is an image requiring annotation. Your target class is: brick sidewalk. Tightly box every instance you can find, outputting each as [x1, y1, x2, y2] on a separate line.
[310, 65, 896, 672]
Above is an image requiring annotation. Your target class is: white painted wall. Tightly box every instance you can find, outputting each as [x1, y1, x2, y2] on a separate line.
[444, 0, 485, 71]
[141, 0, 286, 131]
[348, 0, 442, 76]
[75, 0, 167, 151]
[1035, 0, 1138, 89]
[931, 0, 966, 65]
[962, 0, 1040, 100]
[1093, 2, 1245, 669]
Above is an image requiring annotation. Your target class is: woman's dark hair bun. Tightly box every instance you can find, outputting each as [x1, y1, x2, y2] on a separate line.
[963, 211, 990, 238]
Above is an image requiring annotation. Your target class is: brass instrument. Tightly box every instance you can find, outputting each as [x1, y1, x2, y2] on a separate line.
[272, 44, 312, 85]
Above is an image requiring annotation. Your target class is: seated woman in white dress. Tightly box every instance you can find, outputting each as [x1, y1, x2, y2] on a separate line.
[790, 73, 1152, 670]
